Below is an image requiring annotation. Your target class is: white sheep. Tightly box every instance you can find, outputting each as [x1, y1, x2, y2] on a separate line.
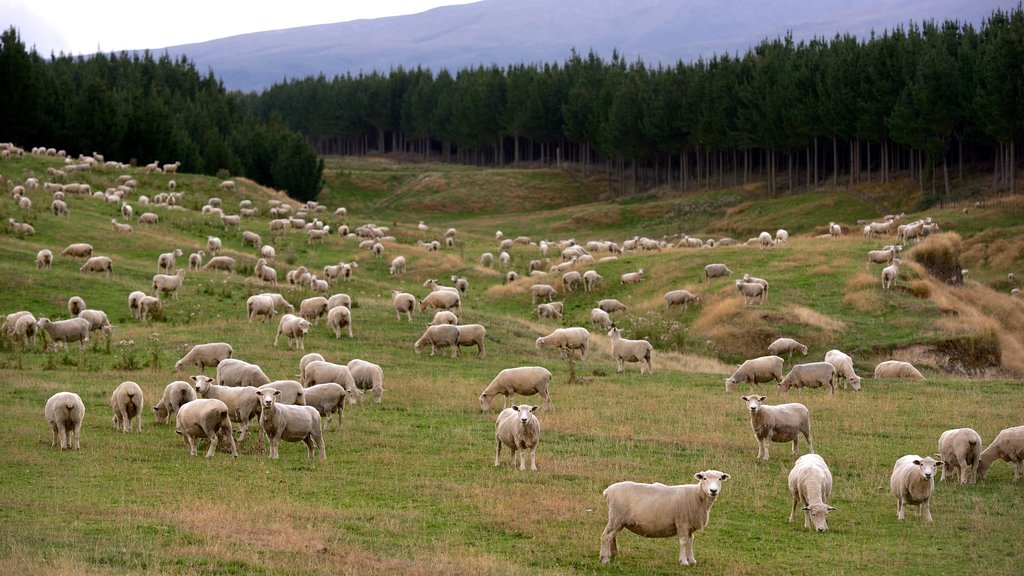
[274, 314, 312, 350]
[788, 454, 835, 532]
[174, 342, 234, 373]
[389, 255, 407, 275]
[68, 296, 87, 316]
[418, 290, 461, 314]
[937, 428, 983, 485]
[206, 236, 221, 254]
[303, 383, 347, 431]
[157, 248, 183, 273]
[51, 199, 68, 216]
[45, 391, 85, 450]
[608, 327, 653, 374]
[874, 360, 925, 380]
[867, 246, 898, 267]
[139, 296, 162, 321]
[138, 212, 159, 226]
[767, 337, 808, 360]
[494, 405, 541, 471]
[664, 289, 699, 311]
[153, 380, 196, 424]
[242, 230, 262, 248]
[450, 275, 469, 294]
[127, 290, 146, 320]
[110, 381, 144, 433]
[977, 425, 1024, 481]
[202, 255, 236, 274]
[215, 358, 271, 388]
[882, 259, 902, 290]
[302, 360, 361, 404]
[620, 268, 644, 284]
[174, 398, 237, 457]
[736, 280, 766, 305]
[430, 310, 459, 325]
[258, 380, 306, 406]
[741, 395, 813, 460]
[505, 270, 519, 284]
[597, 298, 627, 313]
[890, 455, 942, 521]
[254, 258, 278, 284]
[829, 222, 842, 239]
[327, 305, 353, 339]
[480, 252, 494, 267]
[724, 355, 784, 391]
[601, 470, 731, 567]
[152, 269, 185, 300]
[535, 327, 590, 360]
[414, 324, 460, 358]
[583, 270, 603, 292]
[590, 307, 612, 330]
[778, 362, 836, 395]
[7, 218, 34, 235]
[704, 263, 732, 283]
[561, 271, 582, 293]
[392, 291, 417, 322]
[59, 243, 93, 258]
[479, 366, 552, 412]
[455, 324, 487, 357]
[77, 309, 112, 340]
[80, 256, 113, 276]
[36, 317, 91, 351]
[299, 296, 329, 323]
[531, 283, 558, 304]
[824, 349, 863, 391]
[776, 229, 789, 244]
[347, 358, 385, 404]
[260, 245, 276, 260]
[534, 302, 561, 320]
[192, 375, 260, 442]
[11, 313, 38, 348]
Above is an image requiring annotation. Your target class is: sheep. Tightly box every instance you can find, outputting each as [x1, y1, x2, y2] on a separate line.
[535, 327, 589, 360]
[590, 307, 612, 330]
[299, 296, 329, 324]
[418, 290, 461, 314]
[867, 246, 898, 267]
[620, 268, 644, 284]
[890, 455, 942, 521]
[937, 428, 983, 485]
[430, 310, 459, 325]
[121, 202, 133, 220]
[253, 258, 278, 284]
[704, 263, 732, 283]
[152, 269, 185, 300]
[157, 248, 183, 273]
[347, 358, 385, 404]
[788, 454, 835, 532]
[388, 255, 407, 275]
[824, 349, 863, 391]
[260, 245, 276, 261]
[664, 289, 699, 311]
[206, 236, 221, 254]
[582, 270, 603, 292]
[505, 271, 519, 283]
[874, 360, 925, 380]
[188, 250, 204, 270]
[327, 305, 353, 339]
[127, 290, 146, 320]
[768, 337, 808, 361]
[829, 222, 842, 239]
[561, 271, 582, 293]
[392, 291, 417, 322]
[51, 199, 68, 216]
[77, 309, 111, 341]
[455, 324, 487, 357]
[241, 230, 262, 248]
[724, 355, 784, 392]
[253, 388, 326, 461]
[600, 470, 731, 567]
[740, 395, 813, 460]
[68, 296, 87, 317]
[139, 296, 162, 321]
[274, 314, 312, 350]
[45, 392, 85, 450]
[776, 229, 789, 244]
[59, 243, 93, 258]
[174, 342, 234, 373]
[538, 303, 563, 320]
[494, 405, 541, 471]
[531, 283, 558, 304]
[479, 366, 552, 412]
[137, 212, 159, 226]
[736, 280, 766, 305]
[110, 381, 144, 433]
[481, 252, 494, 267]
[215, 358, 271, 388]
[80, 256, 113, 276]
[18, 195, 31, 211]
[192, 375, 260, 442]
[153, 380, 196, 424]
[36, 317, 91, 351]
[977, 425, 1024, 481]
[163, 161, 180, 173]
[302, 360, 362, 404]
[11, 313, 38, 348]
[414, 324, 461, 358]
[175, 398, 237, 457]
[7, 218, 34, 235]
[303, 383, 347, 431]
[202, 255, 236, 274]
[246, 294, 280, 323]
[778, 362, 836, 395]
[597, 299, 627, 313]
[608, 327, 653, 374]
[258, 380, 306, 406]
[217, 180, 235, 191]
[882, 259, 902, 290]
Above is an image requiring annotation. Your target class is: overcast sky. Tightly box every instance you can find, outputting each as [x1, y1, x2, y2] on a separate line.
[3, 0, 482, 55]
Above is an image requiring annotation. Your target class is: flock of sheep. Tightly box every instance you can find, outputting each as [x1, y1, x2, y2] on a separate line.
[5, 143, 1024, 568]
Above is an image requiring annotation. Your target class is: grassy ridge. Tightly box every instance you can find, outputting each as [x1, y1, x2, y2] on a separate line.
[1, 155, 1023, 575]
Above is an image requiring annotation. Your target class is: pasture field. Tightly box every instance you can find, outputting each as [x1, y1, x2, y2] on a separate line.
[1, 154, 1022, 575]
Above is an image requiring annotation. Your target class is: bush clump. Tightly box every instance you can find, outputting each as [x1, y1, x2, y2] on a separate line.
[908, 233, 964, 285]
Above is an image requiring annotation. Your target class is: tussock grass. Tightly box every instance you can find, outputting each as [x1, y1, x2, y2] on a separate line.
[787, 305, 846, 331]
[908, 232, 963, 283]
[842, 272, 884, 312]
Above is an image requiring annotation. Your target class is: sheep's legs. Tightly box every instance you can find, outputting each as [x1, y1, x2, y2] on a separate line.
[494, 439, 502, 466]
[599, 524, 620, 563]
[789, 496, 800, 523]
[679, 534, 695, 566]
[205, 432, 218, 458]
[896, 499, 905, 520]
[50, 424, 59, 448]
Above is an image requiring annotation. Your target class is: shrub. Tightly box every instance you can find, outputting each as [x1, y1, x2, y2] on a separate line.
[908, 233, 963, 285]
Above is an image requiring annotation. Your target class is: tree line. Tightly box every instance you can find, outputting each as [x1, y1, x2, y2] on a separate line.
[0, 28, 323, 201]
[245, 6, 1024, 200]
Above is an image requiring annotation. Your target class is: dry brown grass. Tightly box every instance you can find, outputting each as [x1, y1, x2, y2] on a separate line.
[691, 295, 744, 336]
[843, 272, 884, 312]
[787, 305, 846, 331]
[908, 232, 963, 283]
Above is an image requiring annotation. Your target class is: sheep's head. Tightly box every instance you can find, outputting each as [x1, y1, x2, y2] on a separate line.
[478, 391, 494, 411]
[848, 375, 863, 391]
[191, 375, 214, 395]
[256, 388, 280, 410]
[511, 405, 538, 424]
[912, 457, 943, 481]
[804, 503, 836, 532]
[607, 327, 621, 339]
[742, 395, 768, 414]
[694, 470, 730, 499]
[535, 337, 545, 350]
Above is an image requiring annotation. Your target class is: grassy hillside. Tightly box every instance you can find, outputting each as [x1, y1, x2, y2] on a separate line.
[1, 155, 1023, 575]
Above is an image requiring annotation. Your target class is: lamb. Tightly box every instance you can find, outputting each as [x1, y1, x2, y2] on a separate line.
[392, 291, 417, 322]
[535, 327, 590, 360]
[874, 360, 925, 380]
[724, 355, 784, 392]
[110, 380, 144, 433]
[977, 425, 1024, 481]
[299, 296, 329, 324]
[59, 243, 93, 258]
[890, 455, 942, 521]
[242, 230, 262, 247]
[80, 256, 113, 276]
[303, 383, 347, 431]
[561, 271, 582, 293]
[414, 324, 461, 358]
[188, 250, 204, 270]
[8, 218, 34, 235]
[882, 259, 902, 290]
[12, 313, 38, 347]
[152, 269, 185, 300]
[736, 280, 766, 305]
[347, 358, 385, 404]
[583, 270, 603, 292]
[418, 290, 461, 314]
[608, 327, 653, 374]
[531, 284, 558, 304]
[36, 317, 91, 351]
[620, 268, 644, 284]
[455, 324, 487, 357]
[139, 296, 161, 321]
[494, 405, 541, 471]
[740, 395, 813, 460]
[327, 305, 353, 338]
[175, 342, 234, 373]
[704, 263, 732, 283]
[153, 380, 196, 424]
[824, 349, 863, 391]
[192, 375, 260, 442]
[206, 236, 221, 254]
[937, 428, 983, 485]
[664, 289, 699, 311]
[157, 248, 183, 272]
[137, 212, 159, 225]
[215, 358, 271, 388]
[778, 362, 836, 395]
[597, 298, 628, 313]
[45, 392, 85, 450]
[258, 380, 306, 406]
[767, 337, 808, 360]
[274, 314, 312, 350]
[590, 307, 612, 330]
[430, 310, 459, 325]
[389, 255, 407, 275]
[538, 303, 563, 320]
[174, 398, 237, 457]
[68, 296, 86, 316]
[479, 366, 552, 412]
[302, 360, 361, 403]
[788, 454, 835, 532]
[600, 470, 731, 567]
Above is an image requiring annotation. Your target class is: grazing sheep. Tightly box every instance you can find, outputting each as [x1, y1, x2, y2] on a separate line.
[824, 349, 863, 391]
[45, 391, 85, 450]
[188, 250, 204, 270]
[776, 229, 789, 244]
[768, 337, 808, 361]
[890, 455, 942, 521]
[601, 470, 731, 567]
[450, 275, 469, 294]
[242, 230, 262, 248]
[68, 296, 87, 317]
[741, 273, 770, 302]
[274, 314, 312, 350]
[479, 366, 552, 412]
[202, 255, 236, 274]
[153, 380, 196, 424]
[138, 212, 159, 226]
[977, 426, 1024, 481]
[608, 327, 653, 374]
[254, 258, 278, 284]
[481, 252, 494, 267]
[50, 198, 69, 216]
[392, 291, 417, 322]
[299, 296, 329, 324]
[414, 324, 461, 358]
[152, 269, 185, 300]
[218, 180, 235, 191]
[882, 259, 902, 290]
[80, 256, 113, 276]
[455, 324, 487, 357]
[531, 283, 558, 304]
[664, 289, 699, 311]
[174, 398, 237, 458]
[740, 395, 813, 460]
[537, 302, 563, 320]
[758, 231, 775, 249]
[128, 290, 146, 320]
[36, 317, 91, 351]
[347, 359, 385, 404]
[505, 271, 519, 283]
[59, 243, 93, 258]
[138, 296, 162, 321]
[867, 246, 898, 267]
[174, 342, 233, 373]
[620, 268, 644, 284]
[597, 299, 628, 313]
[724, 356, 785, 392]
[874, 360, 925, 380]
[736, 280, 766, 305]
[788, 454, 835, 532]
[110, 381, 144, 433]
[327, 305, 353, 339]
[8, 218, 35, 235]
[110, 219, 134, 233]
[302, 360, 361, 403]
[418, 290, 461, 314]
[192, 375, 260, 442]
[430, 310, 459, 325]
[389, 255, 407, 275]
[303, 383, 347, 431]
[590, 307, 612, 330]
[157, 248, 183, 273]
[215, 358, 271, 388]
[206, 236, 221, 254]
[260, 245, 275, 260]
[495, 405, 541, 471]
[778, 362, 836, 395]
[77, 309, 111, 340]
[583, 270, 603, 292]
[535, 327, 590, 360]
[938, 428, 983, 485]
[561, 271, 582, 293]
[11, 313, 38, 348]
[704, 263, 732, 283]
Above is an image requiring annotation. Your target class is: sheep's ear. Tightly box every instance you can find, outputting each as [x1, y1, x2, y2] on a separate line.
[740, 395, 749, 401]
[530, 406, 539, 412]
[273, 389, 281, 397]
[758, 396, 766, 402]
[510, 405, 519, 411]
[912, 459, 922, 466]
[720, 473, 730, 481]
[255, 390, 263, 396]
[803, 505, 811, 511]
[827, 505, 836, 511]
[190, 376, 199, 383]
[934, 461, 943, 467]
[694, 472, 705, 481]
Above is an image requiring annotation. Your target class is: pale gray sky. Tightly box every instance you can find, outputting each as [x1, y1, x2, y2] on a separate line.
[2, 0, 482, 55]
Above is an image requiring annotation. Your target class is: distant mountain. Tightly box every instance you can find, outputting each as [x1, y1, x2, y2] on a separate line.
[153, 0, 1011, 92]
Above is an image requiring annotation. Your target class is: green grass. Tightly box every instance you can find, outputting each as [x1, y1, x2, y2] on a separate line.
[1, 155, 1023, 575]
